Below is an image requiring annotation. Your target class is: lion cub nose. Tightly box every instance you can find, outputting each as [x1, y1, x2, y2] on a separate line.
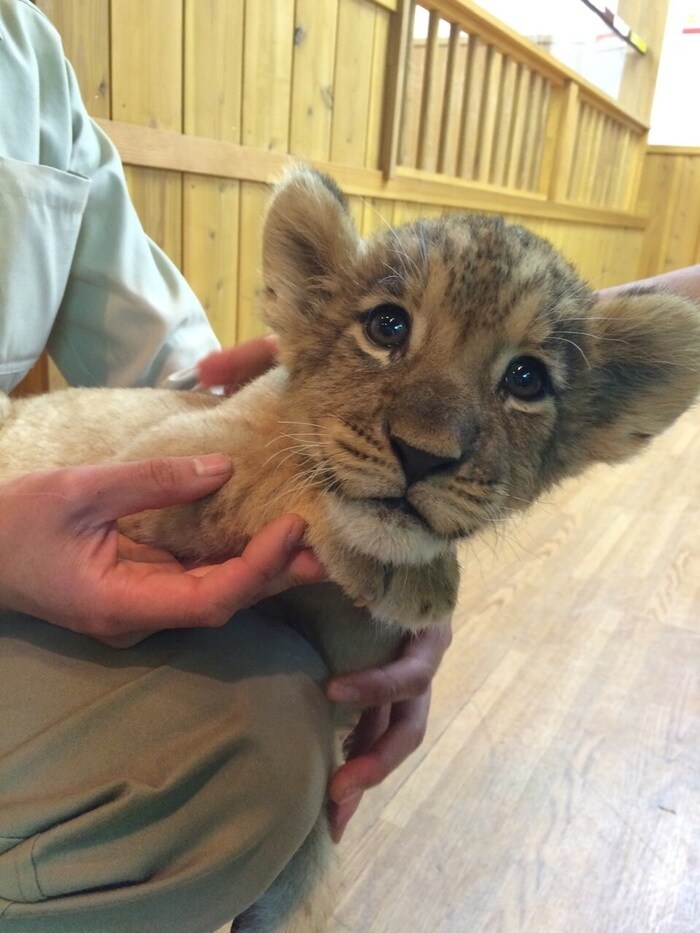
[390, 436, 462, 486]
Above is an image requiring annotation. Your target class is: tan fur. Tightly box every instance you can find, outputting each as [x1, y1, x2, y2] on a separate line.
[1, 167, 699, 930]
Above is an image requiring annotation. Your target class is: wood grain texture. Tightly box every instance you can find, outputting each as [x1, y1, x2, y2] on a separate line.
[290, 0, 338, 160]
[182, 176, 240, 347]
[241, 0, 294, 152]
[332, 0, 381, 167]
[111, 0, 183, 131]
[34, 0, 111, 119]
[184, 0, 244, 143]
[637, 149, 700, 277]
[332, 402, 700, 932]
[122, 166, 183, 268]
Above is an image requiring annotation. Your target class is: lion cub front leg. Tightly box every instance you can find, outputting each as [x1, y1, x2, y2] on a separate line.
[371, 548, 459, 630]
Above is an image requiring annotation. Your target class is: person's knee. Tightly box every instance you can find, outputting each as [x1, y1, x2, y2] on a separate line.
[0, 614, 335, 931]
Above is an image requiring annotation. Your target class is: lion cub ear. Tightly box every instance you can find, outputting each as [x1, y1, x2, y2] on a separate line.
[584, 289, 700, 462]
[261, 167, 360, 342]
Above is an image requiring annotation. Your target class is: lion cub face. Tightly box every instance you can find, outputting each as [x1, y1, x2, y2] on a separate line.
[261, 169, 700, 567]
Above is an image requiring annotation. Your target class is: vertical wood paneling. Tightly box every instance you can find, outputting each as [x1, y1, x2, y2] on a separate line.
[332, 0, 379, 166]
[382, 0, 414, 176]
[236, 183, 270, 343]
[360, 197, 395, 238]
[528, 79, 550, 191]
[290, 0, 338, 160]
[182, 0, 244, 345]
[34, 0, 111, 119]
[123, 166, 183, 267]
[365, 6, 391, 169]
[241, 0, 294, 151]
[111, 0, 183, 130]
[520, 74, 546, 191]
[637, 150, 700, 277]
[239, 1, 294, 340]
[612, 128, 631, 208]
[111, 0, 184, 281]
[184, 0, 244, 143]
[569, 103, 591, 202]
[183, 178, 240, 347]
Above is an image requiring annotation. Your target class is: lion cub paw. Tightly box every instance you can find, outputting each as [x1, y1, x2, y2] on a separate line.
[372, 549, 459, 630]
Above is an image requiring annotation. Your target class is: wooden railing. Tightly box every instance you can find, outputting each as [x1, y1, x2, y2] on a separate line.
[25, 0, 658, 396]
[386, 0, 649, 213]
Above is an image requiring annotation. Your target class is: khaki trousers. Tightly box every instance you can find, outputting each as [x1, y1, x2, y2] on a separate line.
[0, 608, 333, 932]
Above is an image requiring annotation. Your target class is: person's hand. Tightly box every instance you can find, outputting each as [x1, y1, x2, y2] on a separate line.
[325, 623, 452, 842]
[0, 456, 325, 647]
[196, 334, 279, 392]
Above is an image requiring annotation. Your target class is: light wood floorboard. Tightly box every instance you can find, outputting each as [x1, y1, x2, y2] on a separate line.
[332, 405, 699, 933]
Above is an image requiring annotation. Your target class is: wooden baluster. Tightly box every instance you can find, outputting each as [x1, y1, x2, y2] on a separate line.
[456, 33, 486, 181]
[416, 9, 440, 171]
[491, 56, 517, 187]
[506, 63, 529, 190]
[475, 45, 502, 183]
[437, 22, 461, 176]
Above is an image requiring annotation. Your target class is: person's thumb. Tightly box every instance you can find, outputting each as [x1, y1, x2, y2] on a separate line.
[73, 454, 233, 523]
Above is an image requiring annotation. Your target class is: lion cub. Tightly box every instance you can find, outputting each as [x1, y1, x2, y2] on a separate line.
[1, 168, 699, 930]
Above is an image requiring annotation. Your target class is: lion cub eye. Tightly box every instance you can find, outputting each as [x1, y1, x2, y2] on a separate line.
[363, 304, 410, 350]
[503, 356, 551, 401]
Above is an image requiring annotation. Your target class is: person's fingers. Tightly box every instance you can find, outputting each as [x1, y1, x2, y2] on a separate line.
[97, 631, 152, 650]
[98, 514, 314, 634]
[326, 624, 451, 706]
[252, 546, 327, 599]
[327, 706, 389, 843]
[329, 693, 430, 804]
[327, 791, 364, 844]
[197, 335, 279, 389]
[116, 534, 182, 566]
[67, 454, 233, 524]
[92, 516, 326, 648]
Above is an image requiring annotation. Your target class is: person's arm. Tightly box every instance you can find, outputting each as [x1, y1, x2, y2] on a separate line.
[0, 456, 325, 647]
[49, 59, 219, 386]
[3, 1, 218, 388]
[598, 264, 700, 302]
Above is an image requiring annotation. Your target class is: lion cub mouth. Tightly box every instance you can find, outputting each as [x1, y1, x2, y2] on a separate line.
[325, 491, 445, 565]
[371, 496, 430, 528]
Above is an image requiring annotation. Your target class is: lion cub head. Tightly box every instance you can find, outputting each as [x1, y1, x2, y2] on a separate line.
[260, 167, 700, 567]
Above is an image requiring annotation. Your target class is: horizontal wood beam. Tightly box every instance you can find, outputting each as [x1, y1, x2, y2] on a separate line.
[97, 119, 647, 230]
[646, 145, 700, 157]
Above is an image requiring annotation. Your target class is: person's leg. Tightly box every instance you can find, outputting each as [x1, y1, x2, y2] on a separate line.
[0, 607, 333, 932]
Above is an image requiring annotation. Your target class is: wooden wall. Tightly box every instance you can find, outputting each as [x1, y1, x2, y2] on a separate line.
[30, 0, 675, 369]
[637, 147, 700, 278]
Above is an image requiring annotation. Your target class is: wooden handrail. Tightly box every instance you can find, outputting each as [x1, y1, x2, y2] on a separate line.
[418, 0, 648, 132]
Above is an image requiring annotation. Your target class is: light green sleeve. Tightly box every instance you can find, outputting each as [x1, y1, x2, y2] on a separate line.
[0, 0, 219, 389]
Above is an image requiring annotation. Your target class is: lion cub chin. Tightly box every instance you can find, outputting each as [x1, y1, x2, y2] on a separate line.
[1, 167, 699, 931]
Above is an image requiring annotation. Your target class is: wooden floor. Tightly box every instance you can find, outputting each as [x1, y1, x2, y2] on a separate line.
[331, 405, 700, 933]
